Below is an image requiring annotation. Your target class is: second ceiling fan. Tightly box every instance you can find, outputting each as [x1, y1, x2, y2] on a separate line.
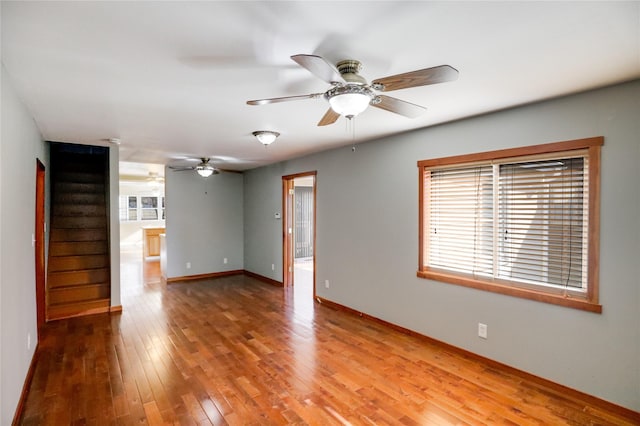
[168, 158, 241, 178]
[247, 54, 458, 126]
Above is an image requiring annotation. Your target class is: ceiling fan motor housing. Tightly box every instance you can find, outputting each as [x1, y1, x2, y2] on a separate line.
[336, 59, 367, 85]
[323, 59, 378, 117]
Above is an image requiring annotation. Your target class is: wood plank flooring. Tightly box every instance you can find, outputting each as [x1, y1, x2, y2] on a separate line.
[19, 254, 638, 425]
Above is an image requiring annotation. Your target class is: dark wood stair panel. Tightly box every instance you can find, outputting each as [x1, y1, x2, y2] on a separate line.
[48, 268, 110, 288]
[53, 192, 106, 205]
[48, 255, 109, 272]
[46, 144, 112, 322]
[53, 171, 105, 184]
[50, 228, 107, 242]
[47, 283, 110, 305]
[47, 298, 111, 321]
[51, 216, 107, 229]
[54, 181, 106, 194]
[53, 203, 107, 217]
[55, 159, 105, 174]
[49, 241, 108, 256]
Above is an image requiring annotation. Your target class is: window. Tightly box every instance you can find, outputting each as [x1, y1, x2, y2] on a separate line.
[119, 195, 165, 221]
[125, 196, 138, 221]
[141, 196, 159, 220]
[418, 137, 603, 312]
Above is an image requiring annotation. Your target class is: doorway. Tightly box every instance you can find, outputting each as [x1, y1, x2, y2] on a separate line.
[35, 159, 46, 329]
[118, 162, 165, 299]
[282, 172, 316, 302]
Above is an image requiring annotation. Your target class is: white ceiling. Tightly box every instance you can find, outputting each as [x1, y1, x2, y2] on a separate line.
[2, 1, 639, 174]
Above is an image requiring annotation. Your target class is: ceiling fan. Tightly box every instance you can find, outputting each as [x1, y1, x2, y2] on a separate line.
[144, 172, 165, 188]
[168, 158, 240, 178]
[247, 54, 459, 126]
[147, 172, 164, 183]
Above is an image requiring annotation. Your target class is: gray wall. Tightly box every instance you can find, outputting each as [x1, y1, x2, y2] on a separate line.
[165, 168, 243, 278]
[107, 145, 120, 308]
[243, 80, 640, 411]
[0, 66, 47, 424]
[0, 67, 121, 421]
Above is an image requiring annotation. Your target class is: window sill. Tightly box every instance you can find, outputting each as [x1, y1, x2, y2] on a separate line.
[417, 269, 602, 314]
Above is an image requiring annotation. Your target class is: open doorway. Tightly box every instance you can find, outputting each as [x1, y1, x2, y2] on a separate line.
[282, 172, 316, 303]
[118, 162, 165, 298]
[35, 159, 46, 329]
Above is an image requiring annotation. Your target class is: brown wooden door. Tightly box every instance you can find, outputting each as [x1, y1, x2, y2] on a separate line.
[282, 171, 316, 292]
[282, 178, 294, 286]
[35, 159, 46, 329]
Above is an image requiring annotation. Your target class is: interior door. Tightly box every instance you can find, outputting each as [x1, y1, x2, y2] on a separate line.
[282, 178, 294, 286]
[35, 159, 46, 329]
[282, 172, 316, 293]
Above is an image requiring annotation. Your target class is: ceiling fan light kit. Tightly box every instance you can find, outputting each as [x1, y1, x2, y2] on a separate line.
[247, 54, 458, 126]
[253, 130, 280, 146]
[196, 164, 215, 178]
[326, 85, 375, 118]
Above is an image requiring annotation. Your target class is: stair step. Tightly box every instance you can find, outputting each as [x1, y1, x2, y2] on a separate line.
[54, 171, 105, 184]
[51, 216, 107, 229]
[54, 181, 105, 194]
[48, 283, 110, 305]
[48, 268, 110, 288]
[48, 255, 109, 272]
[50, 228, 107, 242]
[53, 192, 105, 205]
[55, 159, 105, 174]
[47, 143, 112, 321]
[49, 241, 107, 256]
[53, 203, 106, 217]
[47, 298, 111, 321]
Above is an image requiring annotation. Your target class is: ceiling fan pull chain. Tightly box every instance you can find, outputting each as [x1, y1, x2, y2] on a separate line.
[345, 115, 356, 151]
[352, 116, 356, 143]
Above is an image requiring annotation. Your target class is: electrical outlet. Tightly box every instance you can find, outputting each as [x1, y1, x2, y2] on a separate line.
[325, 280, 330, 289]
[223, 258, 228, 264]
[27, 333, 31, 350]
[271, 264, 275, 271]
[186, 262, 191, 269]
[478, 323, 488, 339]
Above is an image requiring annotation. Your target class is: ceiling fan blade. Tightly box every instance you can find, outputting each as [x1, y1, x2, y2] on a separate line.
[372, 65, 458, 92]
[247, 93, 324, 106]
[168, 166, 196, 171]
[372, 95, 427, 118]
[217, 168, 243, 174]
[291, 54, 345, 85]
[317, 108, 340, 126]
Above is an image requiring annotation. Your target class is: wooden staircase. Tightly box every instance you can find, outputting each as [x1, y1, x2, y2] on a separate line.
[47, 144, 111, 320]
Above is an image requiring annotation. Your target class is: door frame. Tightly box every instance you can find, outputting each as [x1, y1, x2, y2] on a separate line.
[35, 159, 46, 328]
[282, 171, 316, 294]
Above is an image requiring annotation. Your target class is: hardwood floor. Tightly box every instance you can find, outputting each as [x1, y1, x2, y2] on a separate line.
[19, 254, 637, 425]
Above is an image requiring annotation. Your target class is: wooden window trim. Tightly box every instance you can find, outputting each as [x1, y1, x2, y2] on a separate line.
[417, 137, 603, 313]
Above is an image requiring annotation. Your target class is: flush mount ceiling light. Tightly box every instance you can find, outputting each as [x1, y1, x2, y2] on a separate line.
[253, 130, 280, 146]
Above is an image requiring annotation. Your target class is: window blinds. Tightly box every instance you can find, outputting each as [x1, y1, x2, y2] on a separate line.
[427, 165, 494, 277]
[425, 155, 588, 291]
[498, 157, 587, 289]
